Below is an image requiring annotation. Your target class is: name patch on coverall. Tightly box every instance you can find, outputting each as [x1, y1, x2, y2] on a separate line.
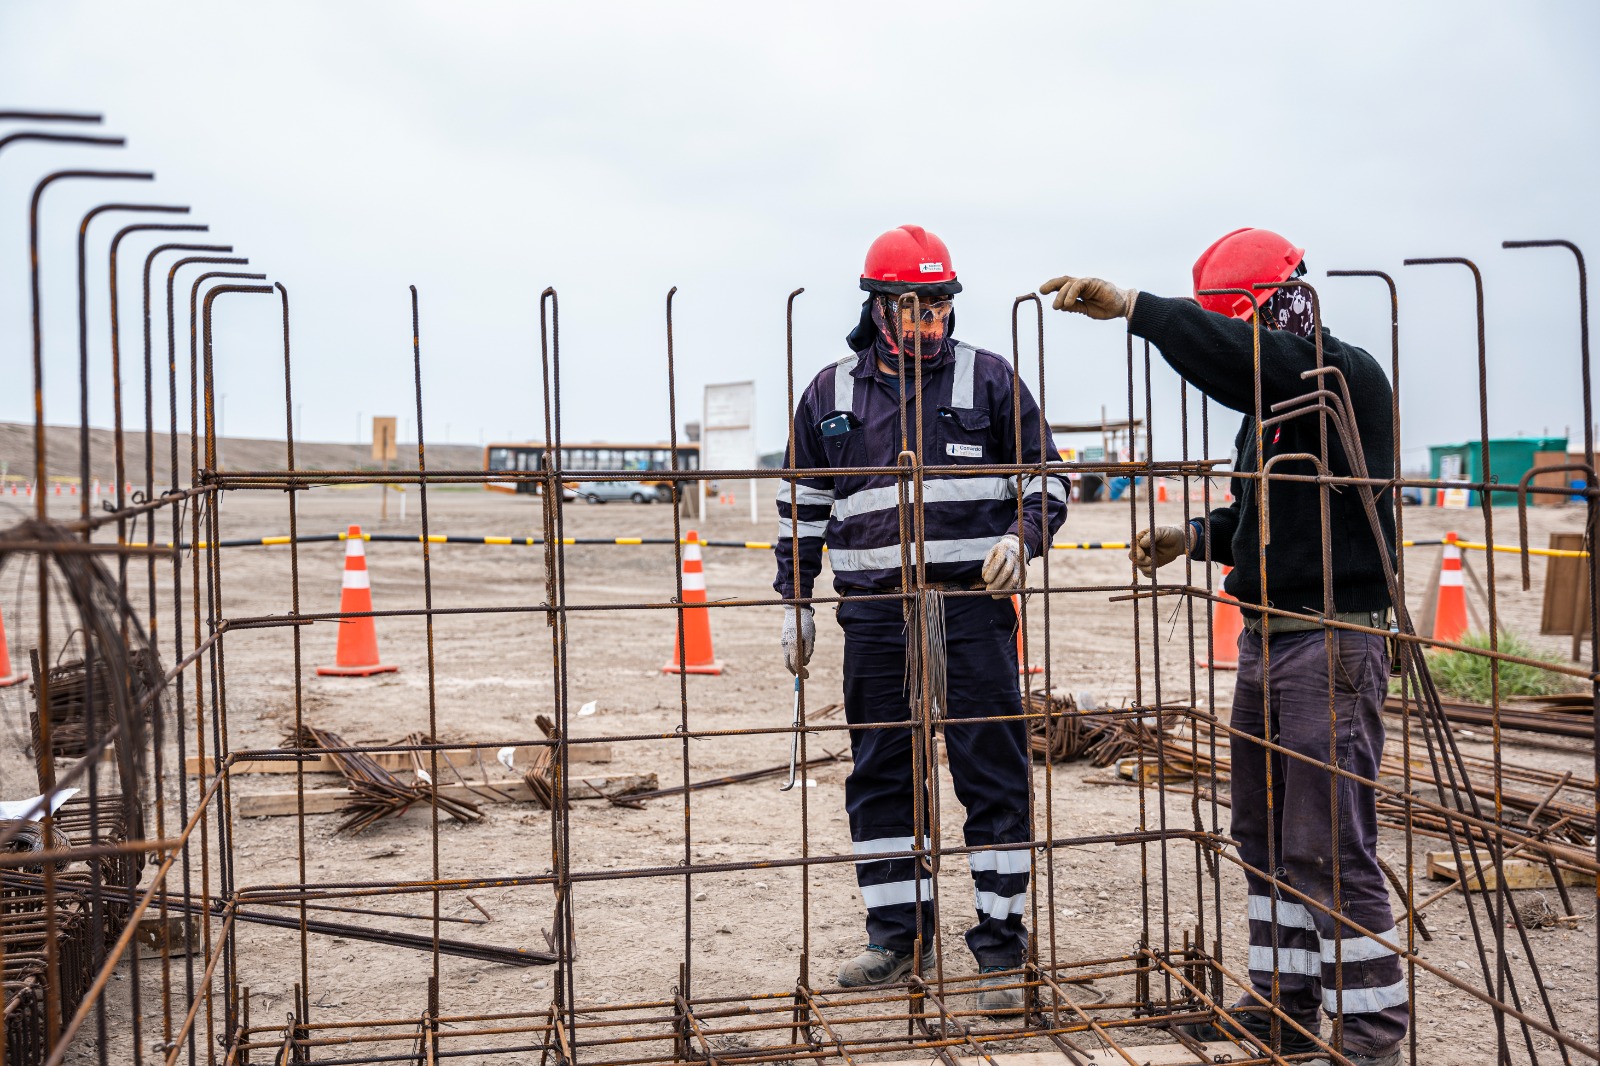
[946, 443, 983, 458]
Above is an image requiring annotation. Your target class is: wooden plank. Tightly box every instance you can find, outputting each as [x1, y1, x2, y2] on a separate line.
[189, 743, 610, 777]
[956, 1044, 1237, 1065]
[1540, 531, 1588, 638]
[1426, 851, 1595, 891]
[1117, 757, 1192, 784]
[236, 773, 656, 818]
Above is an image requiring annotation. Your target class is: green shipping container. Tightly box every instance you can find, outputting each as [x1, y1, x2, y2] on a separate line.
[1427, 437, 1568, 507]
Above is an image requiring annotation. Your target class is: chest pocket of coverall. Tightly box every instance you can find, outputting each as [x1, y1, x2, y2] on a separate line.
[821, 413, 864, 491]
[934, 406, 992, 467]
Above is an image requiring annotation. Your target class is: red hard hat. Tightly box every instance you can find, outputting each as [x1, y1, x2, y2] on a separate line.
[1192, 227, 1305, 319]
[861, 224, 963, 296]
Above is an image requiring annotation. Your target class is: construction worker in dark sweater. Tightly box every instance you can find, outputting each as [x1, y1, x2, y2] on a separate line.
[1040, 228, 1405, 1066]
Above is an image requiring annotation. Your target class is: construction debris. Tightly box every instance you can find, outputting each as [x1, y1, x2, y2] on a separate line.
[28, 647, 163, 761]
[289, 725, 482, 833]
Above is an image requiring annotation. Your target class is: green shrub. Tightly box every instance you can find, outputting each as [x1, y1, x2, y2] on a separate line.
[1425, 630, 1580, 704]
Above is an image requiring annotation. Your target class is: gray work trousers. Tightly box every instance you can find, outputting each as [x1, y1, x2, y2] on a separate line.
[1231, 628, 1410, 1058]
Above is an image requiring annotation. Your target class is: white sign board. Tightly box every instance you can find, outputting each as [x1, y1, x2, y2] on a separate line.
[702, 381, 757, 522]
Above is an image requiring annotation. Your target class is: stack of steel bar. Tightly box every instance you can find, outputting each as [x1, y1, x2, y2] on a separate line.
[25, 648, 163, 762]
[289, 725, 482, 833]
[1027, 690, 1123, 765]
[1385, 690, 1595, 738]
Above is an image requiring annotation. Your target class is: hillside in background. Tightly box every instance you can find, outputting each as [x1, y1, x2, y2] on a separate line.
[0, 422, 485, 486]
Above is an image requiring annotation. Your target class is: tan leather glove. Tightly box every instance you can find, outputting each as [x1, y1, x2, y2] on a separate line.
[982, 534, 1028, 591]
[782, 605, 815, 678]
[1039, 275, 1138, 320]
[1129, 525, 1192, 577]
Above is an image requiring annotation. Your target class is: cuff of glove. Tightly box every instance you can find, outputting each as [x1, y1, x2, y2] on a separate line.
[1124, 289, 1139, 320]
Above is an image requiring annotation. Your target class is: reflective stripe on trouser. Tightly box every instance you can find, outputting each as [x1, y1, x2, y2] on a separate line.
[837, 593, 1031, 967]
[1231, 629, 1409, 1058]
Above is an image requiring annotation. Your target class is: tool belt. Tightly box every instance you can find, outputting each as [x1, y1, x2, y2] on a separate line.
[1241, 608, 1391, 637]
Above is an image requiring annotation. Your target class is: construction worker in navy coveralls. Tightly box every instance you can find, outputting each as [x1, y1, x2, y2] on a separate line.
[1040, 229, 1406, 1066]
[775, 225, 1068, 1014]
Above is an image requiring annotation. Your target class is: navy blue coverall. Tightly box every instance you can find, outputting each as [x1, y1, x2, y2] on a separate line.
[775, 332, 1068, 967]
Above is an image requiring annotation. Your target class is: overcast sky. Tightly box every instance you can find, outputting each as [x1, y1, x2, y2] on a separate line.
[3, 2, 1597, 470]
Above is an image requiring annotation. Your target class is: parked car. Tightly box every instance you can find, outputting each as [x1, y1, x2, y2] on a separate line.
[574, 481, 666, 504]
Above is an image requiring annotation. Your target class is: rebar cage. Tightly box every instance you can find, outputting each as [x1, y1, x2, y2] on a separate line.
[1, 108, 1597, 1066]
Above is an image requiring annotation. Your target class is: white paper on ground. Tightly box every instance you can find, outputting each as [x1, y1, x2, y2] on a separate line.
[497, 747, 517, 772]
[578, 700, 597, 717]
[0, 788, 79, 822]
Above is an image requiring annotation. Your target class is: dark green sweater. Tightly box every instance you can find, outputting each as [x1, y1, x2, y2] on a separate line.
[1128, 293, 1396, 616]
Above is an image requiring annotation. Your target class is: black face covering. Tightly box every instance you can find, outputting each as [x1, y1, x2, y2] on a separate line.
[1262, 283, 1315, 337]
[844, 295, 956, 358]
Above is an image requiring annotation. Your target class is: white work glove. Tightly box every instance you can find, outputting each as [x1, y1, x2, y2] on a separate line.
[981, 534, 1029, 591]
[782, 605, 815, 678]
[1039, 275, 1139, 320]
[1130, 525, 1194, 577]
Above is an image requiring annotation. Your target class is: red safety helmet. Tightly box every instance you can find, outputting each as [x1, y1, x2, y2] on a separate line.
[860, 224, 963, 297]
[1192, 227, 1305, 319]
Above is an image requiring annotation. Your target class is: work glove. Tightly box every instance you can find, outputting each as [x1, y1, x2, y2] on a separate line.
[1129, 525, 1193, 577]
[981, 534, 1029, 591]
[782, 605, 815, 678]
[1039, 275, 1138, 320]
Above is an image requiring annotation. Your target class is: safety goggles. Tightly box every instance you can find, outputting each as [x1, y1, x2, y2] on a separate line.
[893, 298, 953, 327]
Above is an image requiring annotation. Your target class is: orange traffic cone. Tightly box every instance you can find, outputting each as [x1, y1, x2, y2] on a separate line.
[1197, 567, 1242, 670]
[317, 525, 398, 677]
[663, 530, 723, 675]
[1157, 481, 1169, 504]
[1013, 595, 1042, 675]
[1432, 531, 1469, 643]
[0, 607, 22, 688]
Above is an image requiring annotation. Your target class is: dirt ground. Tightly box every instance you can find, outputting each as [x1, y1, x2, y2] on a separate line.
[1, 483, 1596, 1064]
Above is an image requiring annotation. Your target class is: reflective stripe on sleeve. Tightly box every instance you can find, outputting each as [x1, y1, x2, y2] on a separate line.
[1021, 475, 1069, 502]
[779, 483, 836, 507]
[777, 517, 829, 539]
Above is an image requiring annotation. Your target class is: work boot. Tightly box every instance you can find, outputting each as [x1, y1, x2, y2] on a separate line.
[1305, 1052, 1400, 1066]
[1178, 1007, 1321, 1057]
[973, 967, 1026, 1016]
[836, 944, 936, 988]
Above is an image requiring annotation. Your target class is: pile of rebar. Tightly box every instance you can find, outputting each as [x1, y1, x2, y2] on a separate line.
[289, 725, 482, 834]
[1385, 691, 1595, 738]
[26, 647, 163, 762]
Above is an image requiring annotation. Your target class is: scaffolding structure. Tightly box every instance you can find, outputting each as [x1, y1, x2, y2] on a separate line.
[0, 107, 1597, 1066]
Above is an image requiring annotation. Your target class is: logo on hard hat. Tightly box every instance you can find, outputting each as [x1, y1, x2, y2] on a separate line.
[919, 262, 945, 274]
